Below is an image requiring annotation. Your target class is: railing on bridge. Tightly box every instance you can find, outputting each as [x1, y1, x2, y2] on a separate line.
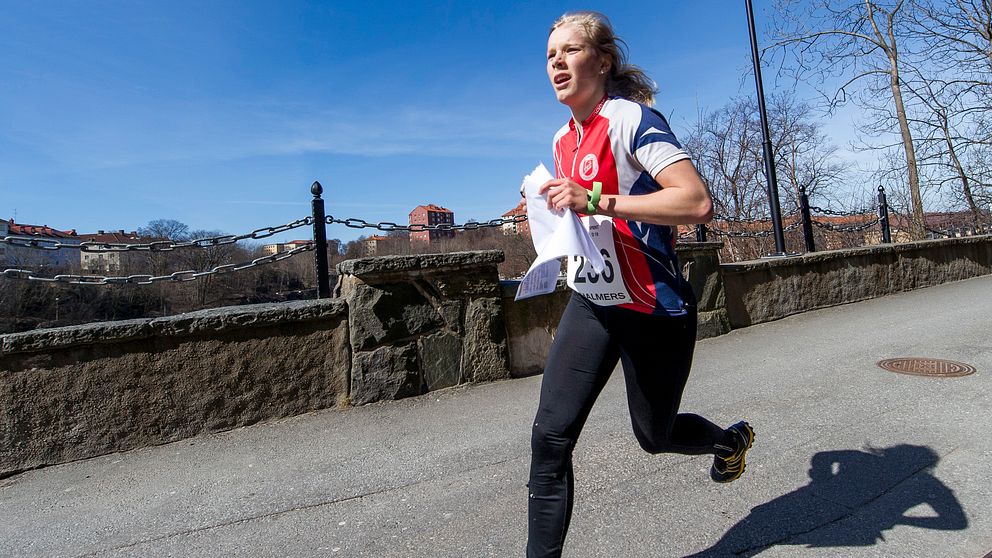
[2, 181, 989, 297]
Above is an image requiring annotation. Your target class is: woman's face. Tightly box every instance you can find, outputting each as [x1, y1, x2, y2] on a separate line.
[547, 23, 607, 116]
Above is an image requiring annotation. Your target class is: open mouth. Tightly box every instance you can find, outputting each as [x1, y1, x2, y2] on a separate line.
[554, 73, 570, 87]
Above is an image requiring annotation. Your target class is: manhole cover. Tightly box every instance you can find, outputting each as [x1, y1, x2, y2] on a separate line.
[877, 358, 976, 378]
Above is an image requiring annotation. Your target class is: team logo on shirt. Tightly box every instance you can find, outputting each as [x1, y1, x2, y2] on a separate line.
[579, 154, 599, 180]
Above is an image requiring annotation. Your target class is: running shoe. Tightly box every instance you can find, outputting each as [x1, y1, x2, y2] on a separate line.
[710, 421, 755, 483]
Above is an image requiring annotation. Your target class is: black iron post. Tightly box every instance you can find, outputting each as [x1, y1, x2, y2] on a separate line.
[746, 0, 787, 256]
[695, 223, 707, 242]
[799, 186, 816, 252]
[878, 184, 892, 244]
[311, 181, 331, 298]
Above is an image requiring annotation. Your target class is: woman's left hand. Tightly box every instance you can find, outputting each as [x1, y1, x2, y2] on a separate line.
[538, 178, 589, 213]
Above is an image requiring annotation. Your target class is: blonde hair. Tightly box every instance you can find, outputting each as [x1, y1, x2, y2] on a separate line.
[550, 11, 657, 105]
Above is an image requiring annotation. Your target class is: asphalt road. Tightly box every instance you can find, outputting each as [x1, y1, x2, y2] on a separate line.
[3, 275, 991, 558]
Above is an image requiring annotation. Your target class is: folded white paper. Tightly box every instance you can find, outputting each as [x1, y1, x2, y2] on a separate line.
[515, 163, 606, 301]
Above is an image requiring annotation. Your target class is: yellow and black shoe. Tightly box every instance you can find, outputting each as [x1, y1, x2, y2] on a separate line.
[710, 421, 755, 483]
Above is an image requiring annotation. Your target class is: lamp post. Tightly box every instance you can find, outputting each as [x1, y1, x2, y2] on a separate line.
[746, 0, 787, 256]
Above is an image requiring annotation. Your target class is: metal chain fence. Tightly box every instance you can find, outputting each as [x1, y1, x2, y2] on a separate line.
[0, 213, 527, 285]
[3, 243, 315, 285]
[707, 219, 803, 238]
[324, 213, 527, 232]
[809, 205, 875, 218]
[3, 194, 986, 286]
[812, 217, 881, 233]
[0, 217, 314, 253]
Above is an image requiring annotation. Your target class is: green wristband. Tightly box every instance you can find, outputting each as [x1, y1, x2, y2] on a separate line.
[586, 181, 602, 214]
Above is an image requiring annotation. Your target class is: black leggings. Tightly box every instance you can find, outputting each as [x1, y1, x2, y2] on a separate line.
[527, 293, 724, 558]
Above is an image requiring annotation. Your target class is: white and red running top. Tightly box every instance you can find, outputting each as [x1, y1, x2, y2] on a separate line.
[553, 95, 693, 316]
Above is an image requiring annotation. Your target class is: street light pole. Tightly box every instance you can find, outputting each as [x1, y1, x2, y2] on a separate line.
[746, 0, 787, 256]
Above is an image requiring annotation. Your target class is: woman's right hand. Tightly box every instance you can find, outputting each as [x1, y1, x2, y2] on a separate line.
[539, 178, 590, 213]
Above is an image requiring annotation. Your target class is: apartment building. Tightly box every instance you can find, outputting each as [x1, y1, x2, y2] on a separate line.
[76, 230, 143, 273]
[501, 200, 530, 237]
[3, 219, 80, 268]
[409, 204, 455, 244]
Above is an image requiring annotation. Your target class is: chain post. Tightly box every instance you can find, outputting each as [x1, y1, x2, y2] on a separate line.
[878, 184, 892, 244]
[695, 224, 707, 242]
[799, 186, 816, 252]
[311, 181, 331, 299]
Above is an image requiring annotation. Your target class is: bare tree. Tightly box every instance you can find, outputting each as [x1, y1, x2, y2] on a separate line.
[900, 0, 992, 222]
[684, 97, 766, 222]
[772, 0, 928, 238]
[901, 71, 990, 221]
[683, 92, 847, 216]
[768, 93, 850, 212]
[137, 219, 190, 241]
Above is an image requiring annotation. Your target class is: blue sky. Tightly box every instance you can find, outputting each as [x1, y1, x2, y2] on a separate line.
[1, 1, 818, 245]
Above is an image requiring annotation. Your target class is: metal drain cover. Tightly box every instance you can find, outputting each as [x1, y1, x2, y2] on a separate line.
[878, 358, 976, 378]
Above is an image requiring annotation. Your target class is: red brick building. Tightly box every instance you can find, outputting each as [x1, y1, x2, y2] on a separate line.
[501, 200, 530, 237]
[409, 204, 454, 244]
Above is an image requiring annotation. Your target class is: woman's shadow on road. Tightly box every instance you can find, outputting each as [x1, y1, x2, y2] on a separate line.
[686, 444, 967, 557]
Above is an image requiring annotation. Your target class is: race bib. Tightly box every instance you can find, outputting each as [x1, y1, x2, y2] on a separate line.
[566, 215, 632, 306]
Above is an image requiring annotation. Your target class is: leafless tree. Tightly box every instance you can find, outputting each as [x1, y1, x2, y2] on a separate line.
[683, 97, 766, 222]
[771, 0, 928, 238]
[901, 71, 991, 221]
[683, 92, 847, 215]
[899, 0, 992, 222]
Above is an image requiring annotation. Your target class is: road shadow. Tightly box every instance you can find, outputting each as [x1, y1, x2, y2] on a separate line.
[685, 444, 967, 557]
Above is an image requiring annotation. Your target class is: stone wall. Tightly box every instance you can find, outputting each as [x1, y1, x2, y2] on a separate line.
[0, 300, 349, 478]
[0, 252, 516, 478]
[8, 237, 986, 477]
[723, 235, 992, 328]
[500, 241, 729, 376]
[336, 251, 510, 405]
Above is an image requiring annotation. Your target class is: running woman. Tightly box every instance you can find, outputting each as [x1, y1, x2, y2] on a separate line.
[527, 12, 754, 557]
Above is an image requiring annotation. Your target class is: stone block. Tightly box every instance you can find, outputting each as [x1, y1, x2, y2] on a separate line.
[346, 282, 442, 352]
[696, 309, 730, 340]
[1, 312, 350, 478]
[419, 331, 463, 391]
[337, 251, 504, 283]
[464, 297, 510, 383]
[438, 301, 464, 334]
[500, 281, 571, 377]
[682, 256, 725, 313]
[350, 343, 422, 406]
[433, 268, 501, 298]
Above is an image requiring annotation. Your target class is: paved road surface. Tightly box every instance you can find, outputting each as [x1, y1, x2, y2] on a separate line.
[3, 275, 991, 557]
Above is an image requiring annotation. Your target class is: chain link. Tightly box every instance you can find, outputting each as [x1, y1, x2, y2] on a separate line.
[811, 218, 881, 233]
[809, 206, 876, 217]
[0, 243, 314, 285]
[706, 220, 803, 238]
[922, 223, 992, 237]
[713, 212, 802, 224]
[0, 217, 314, 252]
[325, 213, 527, 233]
